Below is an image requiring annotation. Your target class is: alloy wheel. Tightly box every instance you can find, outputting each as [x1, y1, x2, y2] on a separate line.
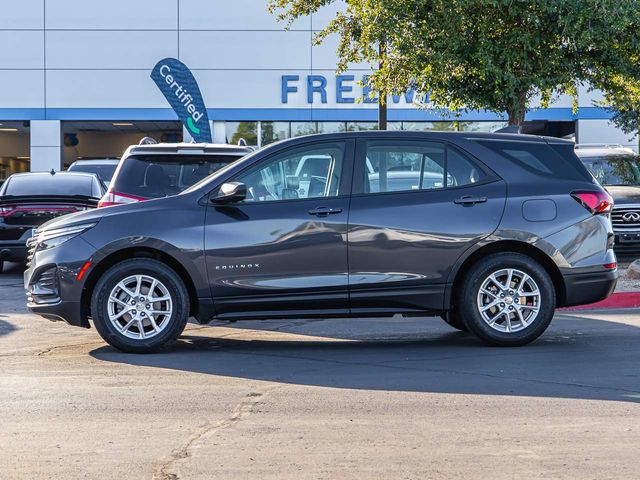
[107, 274, 173, 340]
[476, 268, 541, 333]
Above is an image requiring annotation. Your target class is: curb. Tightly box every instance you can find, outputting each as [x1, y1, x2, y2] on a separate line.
[558, 292, 640, 311]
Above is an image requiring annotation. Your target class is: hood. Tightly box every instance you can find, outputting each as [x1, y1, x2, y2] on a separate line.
[604, 185, 640, 205]
[36, 194, 185, 232]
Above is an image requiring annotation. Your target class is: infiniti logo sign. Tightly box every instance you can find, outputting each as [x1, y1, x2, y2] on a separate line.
[621, 211, 640, 223]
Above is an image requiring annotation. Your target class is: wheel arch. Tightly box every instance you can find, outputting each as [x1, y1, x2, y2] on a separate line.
[446, 240, 566, 309]
[81, 247, 200, 324]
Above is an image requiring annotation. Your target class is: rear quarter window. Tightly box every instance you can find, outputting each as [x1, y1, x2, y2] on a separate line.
[476, 140, 593, 182]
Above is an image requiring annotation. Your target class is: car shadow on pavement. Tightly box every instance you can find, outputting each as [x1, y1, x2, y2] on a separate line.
[90, 314, 640, 403]
[0, 319, 16, 337]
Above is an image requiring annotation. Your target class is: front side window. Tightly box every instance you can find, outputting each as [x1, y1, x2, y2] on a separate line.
[235, 142, 345, 202]
[362, 141, 486, 194]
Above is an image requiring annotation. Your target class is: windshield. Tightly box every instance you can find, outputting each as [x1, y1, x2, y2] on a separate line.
[580, 154, 640, 186]
[69, 163, 118, 185]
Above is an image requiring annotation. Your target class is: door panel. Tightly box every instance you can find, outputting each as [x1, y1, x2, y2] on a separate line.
[348, 139, 507, 313]
[204, 140, 353, 318]
[205, 199, 350, 316]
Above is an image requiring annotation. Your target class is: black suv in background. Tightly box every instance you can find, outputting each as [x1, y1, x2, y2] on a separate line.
[575, 144, 640, 254]
[25, 132, 617, 352]
[0, 172, 105, 272]
[98, 142, 253, 207]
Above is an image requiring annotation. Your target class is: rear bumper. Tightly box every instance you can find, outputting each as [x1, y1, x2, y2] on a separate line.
[562, 269, 618, 307]
[0, 244, 28, 262]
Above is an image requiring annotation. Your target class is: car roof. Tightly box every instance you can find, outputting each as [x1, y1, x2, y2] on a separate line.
[125, 142, 254, 157]
[71, 159, 120, 165]
[574, 145, 637, 158]
[279, 130, 573, 145]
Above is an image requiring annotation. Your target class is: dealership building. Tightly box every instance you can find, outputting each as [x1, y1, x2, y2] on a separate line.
[0, 0, 638, 181]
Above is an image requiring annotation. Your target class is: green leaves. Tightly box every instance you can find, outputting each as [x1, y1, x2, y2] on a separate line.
[269, 0, 640, 126]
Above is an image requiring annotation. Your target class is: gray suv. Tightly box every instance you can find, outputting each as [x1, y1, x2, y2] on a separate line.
[25, 132, 617, 352]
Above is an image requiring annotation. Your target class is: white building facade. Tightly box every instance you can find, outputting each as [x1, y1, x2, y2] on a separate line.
[0, 0, 637, 179]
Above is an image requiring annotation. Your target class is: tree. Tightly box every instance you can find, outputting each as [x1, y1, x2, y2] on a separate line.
[599, 73, 640, 136]
[268, 0, 640, 126]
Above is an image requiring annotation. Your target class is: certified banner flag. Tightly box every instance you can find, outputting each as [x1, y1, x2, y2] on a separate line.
[151, 57, 212, 143]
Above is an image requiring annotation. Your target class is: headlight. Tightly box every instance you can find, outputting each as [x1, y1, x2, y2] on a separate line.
[37, 223, 97, 250]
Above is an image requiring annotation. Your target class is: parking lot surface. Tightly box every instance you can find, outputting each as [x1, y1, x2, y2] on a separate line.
[1, 262, 639, 479]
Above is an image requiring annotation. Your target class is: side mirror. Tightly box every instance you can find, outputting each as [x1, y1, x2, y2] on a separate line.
[212, 181, 247, 204]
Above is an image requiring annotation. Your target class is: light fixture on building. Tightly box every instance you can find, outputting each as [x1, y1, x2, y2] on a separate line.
[112, 122, 134, 127]
[0, 128, 18, 132]
[16, 156, 30, 160]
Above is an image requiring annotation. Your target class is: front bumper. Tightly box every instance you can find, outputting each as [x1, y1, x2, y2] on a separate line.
[562, 269, 618, 307]
[613, 231, 640, 254]
[24, 235, 97, 328]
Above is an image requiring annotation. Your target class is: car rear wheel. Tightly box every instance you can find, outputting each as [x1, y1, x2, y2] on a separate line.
[457, 253, 555, 346]
[91, 258, 190, 353]
[0, 260, 4, 273]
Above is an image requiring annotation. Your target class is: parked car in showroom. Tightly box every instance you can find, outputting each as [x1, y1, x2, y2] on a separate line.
[67, 158, 119, 187]
[98, 142, 253, 207]
[0, 171, 105, 272]
[25, 131, 616, 352]
[575, 144, 640, 254]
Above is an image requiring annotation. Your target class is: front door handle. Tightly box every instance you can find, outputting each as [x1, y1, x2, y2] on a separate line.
[308, 206, 343, 216]
[454, 195, 487, 206]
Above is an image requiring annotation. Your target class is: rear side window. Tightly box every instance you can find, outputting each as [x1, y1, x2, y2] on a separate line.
[362, 140, 488, 194]
[477, 140, 592, 182]
[3, 174, 95, 196]
[113, 154, 241, 199]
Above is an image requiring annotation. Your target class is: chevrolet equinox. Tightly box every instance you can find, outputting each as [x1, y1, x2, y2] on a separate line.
[25, 132, 618, 352]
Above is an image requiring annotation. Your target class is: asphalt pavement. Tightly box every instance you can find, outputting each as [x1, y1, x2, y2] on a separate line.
[1, 261, 639, 479]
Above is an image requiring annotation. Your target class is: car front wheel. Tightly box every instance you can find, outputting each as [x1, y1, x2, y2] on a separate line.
[91, 258, 190, 353]
[457, 253, 555, 346]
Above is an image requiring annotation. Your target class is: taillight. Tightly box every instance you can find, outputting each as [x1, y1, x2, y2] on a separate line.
[98, 191, 146, 208]
[571, 190, 613, 215]
[0, 206, 14, 217]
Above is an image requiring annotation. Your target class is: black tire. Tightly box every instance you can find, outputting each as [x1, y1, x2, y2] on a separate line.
[440, 310, 468, 332]
[91, 258, 190, 353]
[457, 253, 555, 347]
[0, 260, 4, 273]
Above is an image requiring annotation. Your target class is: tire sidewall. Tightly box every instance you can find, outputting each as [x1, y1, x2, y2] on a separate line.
[458, 253, 555, 346]
[91, 259, 189, 353]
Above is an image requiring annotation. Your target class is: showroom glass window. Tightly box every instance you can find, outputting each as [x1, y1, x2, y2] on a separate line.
[225, 121, 257, 145]
[235, 142, 345, 202]
[361, 141, 486, 194]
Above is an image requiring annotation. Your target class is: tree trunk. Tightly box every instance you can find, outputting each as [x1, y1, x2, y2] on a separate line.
[507, 96, 527, 126]
[507, 108, 526, 126]
[378, 40, 387, 130]
[378, 99, 387, 130]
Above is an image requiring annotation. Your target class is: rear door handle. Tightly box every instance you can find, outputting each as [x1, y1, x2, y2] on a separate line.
[454, 195, 487, 206]
[308, 206, 343, 216]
